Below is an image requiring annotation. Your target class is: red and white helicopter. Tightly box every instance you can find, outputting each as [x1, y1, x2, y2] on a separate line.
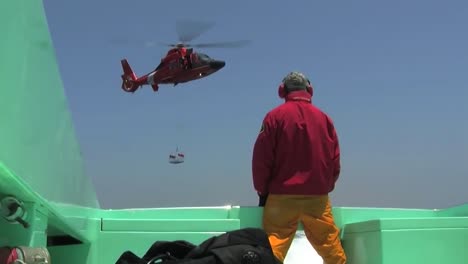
[119, 20, 250, 93]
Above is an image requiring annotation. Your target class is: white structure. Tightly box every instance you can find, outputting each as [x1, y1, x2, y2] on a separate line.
[284, 231, 323, 264]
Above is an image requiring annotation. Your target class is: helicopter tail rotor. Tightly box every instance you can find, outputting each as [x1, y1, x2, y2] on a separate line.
[120, 59, 139, 92]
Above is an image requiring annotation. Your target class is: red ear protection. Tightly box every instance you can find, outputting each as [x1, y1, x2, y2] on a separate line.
[278, 79, 313, 99]
[278, 83, 287, 99]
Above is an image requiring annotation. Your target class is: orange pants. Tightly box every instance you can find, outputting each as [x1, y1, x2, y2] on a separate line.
[262, 194, 347, 264]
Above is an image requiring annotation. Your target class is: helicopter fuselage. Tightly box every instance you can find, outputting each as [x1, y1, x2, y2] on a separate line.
[120, 47, 225, 93]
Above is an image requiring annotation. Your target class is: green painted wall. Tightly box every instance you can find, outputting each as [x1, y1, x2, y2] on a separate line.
[0, 0, 99, 209]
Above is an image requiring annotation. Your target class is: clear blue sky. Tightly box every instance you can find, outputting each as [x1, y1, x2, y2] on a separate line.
[43, 0, 467, 209]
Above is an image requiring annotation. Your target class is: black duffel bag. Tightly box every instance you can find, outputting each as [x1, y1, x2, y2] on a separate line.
[115, 228, 280, 264]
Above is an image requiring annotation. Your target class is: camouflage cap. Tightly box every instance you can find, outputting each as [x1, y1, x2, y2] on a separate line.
[282, 71, 310, 91]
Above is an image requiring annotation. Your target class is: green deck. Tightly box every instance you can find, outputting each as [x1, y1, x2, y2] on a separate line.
[1, 1, 467, 263]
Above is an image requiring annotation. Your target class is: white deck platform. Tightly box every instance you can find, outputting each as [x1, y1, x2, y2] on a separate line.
[284, 231, 323, 264]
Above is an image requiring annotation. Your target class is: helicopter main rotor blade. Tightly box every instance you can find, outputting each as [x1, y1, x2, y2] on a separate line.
[151, 40, 251, 49]
[189, 40, 251, 48]
[112, 20, 250, 50]
[176, 20, 216, 43]
[144, 41, 173, 48]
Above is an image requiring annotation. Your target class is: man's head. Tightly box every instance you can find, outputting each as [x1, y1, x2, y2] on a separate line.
[278, 71, 313, 98]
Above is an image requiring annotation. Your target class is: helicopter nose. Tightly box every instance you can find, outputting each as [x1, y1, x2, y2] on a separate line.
[210, 60, 225, 70]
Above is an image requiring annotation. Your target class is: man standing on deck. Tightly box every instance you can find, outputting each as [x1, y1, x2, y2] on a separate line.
[252, 72, 347, 264]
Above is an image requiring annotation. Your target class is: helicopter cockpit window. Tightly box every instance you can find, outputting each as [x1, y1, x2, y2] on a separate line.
[197, 53, 211, 62]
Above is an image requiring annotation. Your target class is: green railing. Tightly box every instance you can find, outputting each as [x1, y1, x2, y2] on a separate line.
[2, 162, 468, 263]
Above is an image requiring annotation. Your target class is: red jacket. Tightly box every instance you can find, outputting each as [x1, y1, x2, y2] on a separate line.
[252, 91, 341, 196]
